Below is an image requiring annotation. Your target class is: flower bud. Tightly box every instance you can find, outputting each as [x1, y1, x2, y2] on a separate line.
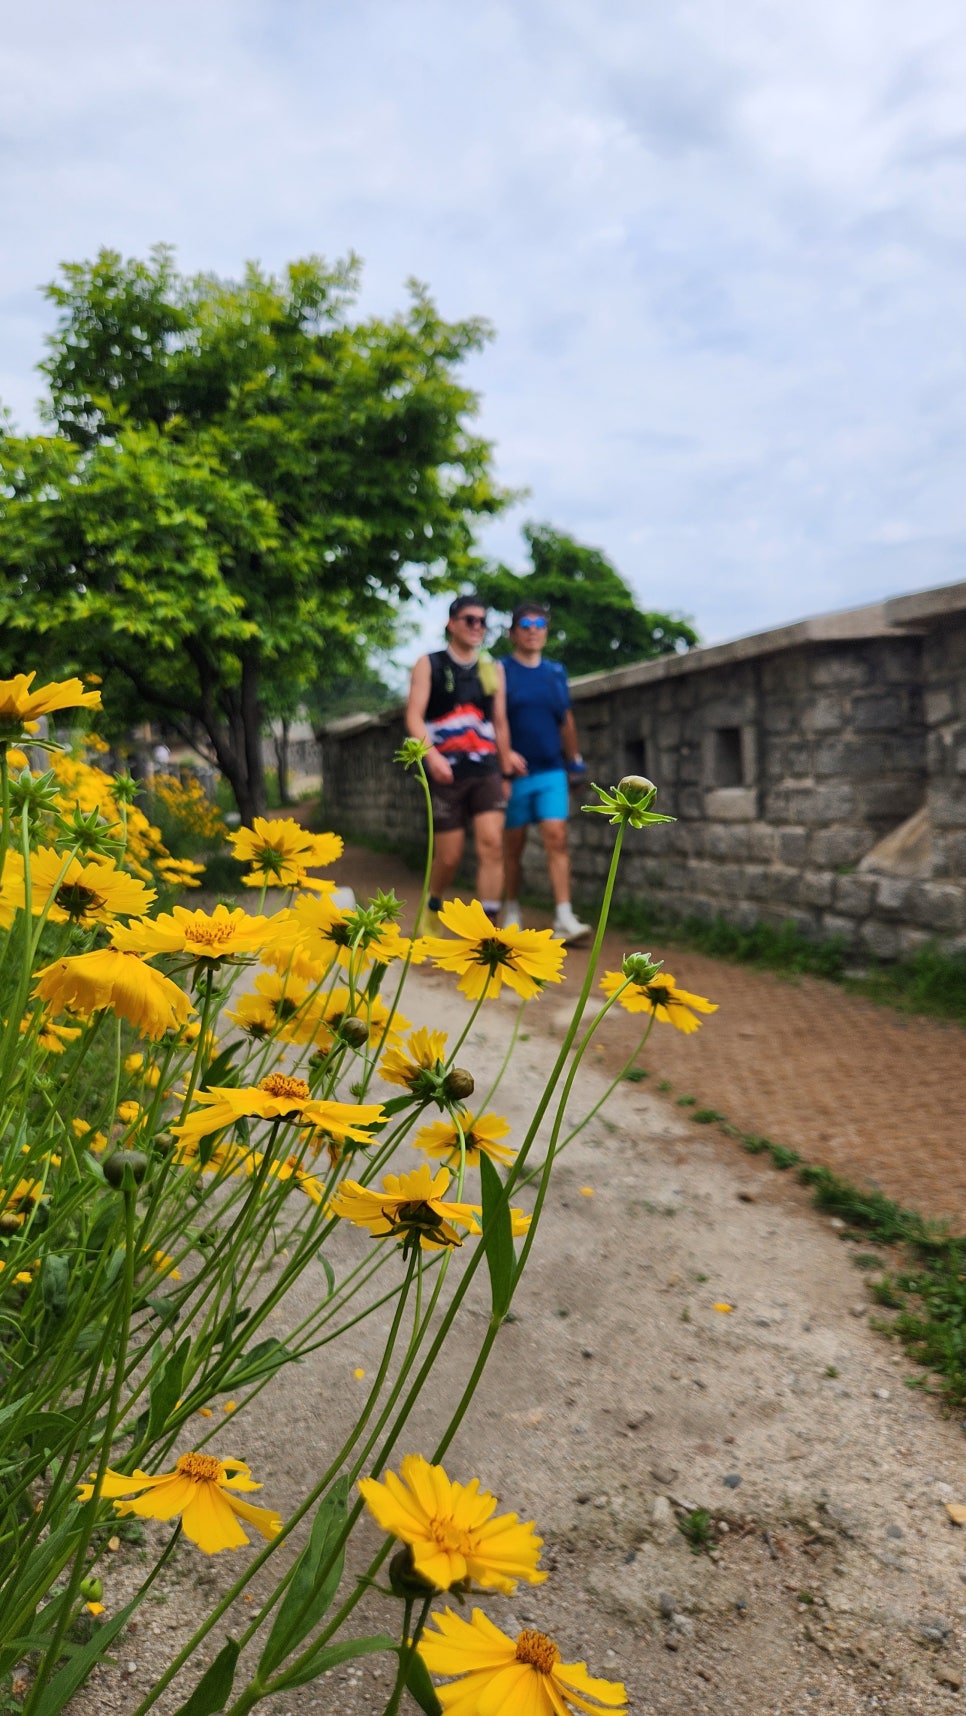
[388, 1544, 437, 1598]
[621, 951, 662, 985]
[338, 1016, 370, 1049]
[443, 1067, 475, 1102]
[616, 775, 656, 803]
[103, 1150, 148, 1189]
[79, 1575, 103, 1602]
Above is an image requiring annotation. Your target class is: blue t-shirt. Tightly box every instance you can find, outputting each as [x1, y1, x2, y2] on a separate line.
[503, 656, 571, 774]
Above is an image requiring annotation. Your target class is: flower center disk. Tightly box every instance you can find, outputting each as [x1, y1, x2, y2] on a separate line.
[515, 1629, 560, 1673]
[175, 1452, 223, 1482]
[258, 1073, 310, 1102]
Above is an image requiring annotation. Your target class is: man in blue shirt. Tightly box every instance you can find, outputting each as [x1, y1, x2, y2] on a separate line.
[502, 602, 591, 944]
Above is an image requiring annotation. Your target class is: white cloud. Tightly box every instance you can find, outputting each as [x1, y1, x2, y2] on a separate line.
[2, 0, 966, 649]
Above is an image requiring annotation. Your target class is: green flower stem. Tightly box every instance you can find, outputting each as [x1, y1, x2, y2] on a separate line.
[383, 1591, 436, 1716]
[131, 1248, 423, 1716]
[0, 744, 10, 886]
[23, 1179, 140, 1716]
[176, 965, 217, 1123]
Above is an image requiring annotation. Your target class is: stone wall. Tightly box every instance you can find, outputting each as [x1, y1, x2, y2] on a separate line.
[320, 584, 966, 957]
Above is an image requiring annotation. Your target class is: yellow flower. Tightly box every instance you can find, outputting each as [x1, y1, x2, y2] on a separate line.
[172, 1074, 383, 1150]
[228, 817, 343, 887]
[0, 852, 25, 929]
[116, 1100, 141, 1126]
[148, 1249, 182, 1279]
[599, 970, 718, 1033]
[0, 672, 101, 739]
[314, 988, 411, 1052]
[33, 949, 195, 1041]
[419, 1607, 627, 1714]
[112, 902, 277, 963]
[72, 1118, 108, 1153]
[421, 899, 566, 1000]
[28, 848, 155, 926]
[413, 1111, 515, 1169]
[77, 1452, 281, 1554]
[21, 1013, 82, 1055]
[359, 1454, 546, 1594]
[155, 856, 207, 889]
[225, 970, 322, 1044]
[379, 1026, 449, 1090]
[0, 1178, 43, 1229]
[329, 1163, 479, 1252]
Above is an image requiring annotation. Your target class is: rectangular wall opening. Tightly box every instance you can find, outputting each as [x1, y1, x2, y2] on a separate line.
[623, 735, 648, 778]
[713, 726, 744, 787]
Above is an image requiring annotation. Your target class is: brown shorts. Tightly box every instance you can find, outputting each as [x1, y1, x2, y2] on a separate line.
[431, 770, 505, 833]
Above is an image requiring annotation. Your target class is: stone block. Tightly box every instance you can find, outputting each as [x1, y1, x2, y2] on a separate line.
[763, 702, 796, 734]
[834, 874, 876, 915]
[820, 912, 862, 942]
[855, 780, 923, 823]
[851, 692, 906, 732]
[930, 787, 966, 829]
[907, 882, 966, 932]
[814, 739, 846, 777]
[874, 876, 914, 918]
[897, 927, 933, 958]
[801, 870, 836, 908]
[704, 787, 756, 821]
[705, 823, 750, 860]
[804, 692, 846, 733]
[767, 784, 855, 825]
[748, 823, 779, 861]
[766, 868, 803, 904]
[859, 920, 901, 960]
[810, 650, 871, 689]
[778, 823, 809, 864]
[925, 688, 956, 726]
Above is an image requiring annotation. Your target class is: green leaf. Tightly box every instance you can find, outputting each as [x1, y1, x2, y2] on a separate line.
[41, 1254, 69, 1320]
[147, 1336, 191, 1441]
[479, 1153, 514, 1320]
[272, 1633, 396, 1693]
[173, 1638, 240, 1715]
[405, 1651, 444, 1714]
[19, 1410, 78, 1453]
[220, 1336, 296, 1391]
[32, 1590, 142, 1715]
[257, 1477, 349, 1676]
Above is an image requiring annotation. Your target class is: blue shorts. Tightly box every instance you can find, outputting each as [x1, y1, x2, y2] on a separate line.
[505, 769, 569, 829]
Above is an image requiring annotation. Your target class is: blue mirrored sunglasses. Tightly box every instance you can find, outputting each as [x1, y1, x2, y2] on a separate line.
[517, 617, 548, 630]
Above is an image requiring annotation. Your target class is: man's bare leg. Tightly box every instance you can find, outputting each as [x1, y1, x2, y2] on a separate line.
[430, 828, 465, 898]
[503, 824, 528, 901]
[473, 810, 505, 908]
[539, 819, 571, 907]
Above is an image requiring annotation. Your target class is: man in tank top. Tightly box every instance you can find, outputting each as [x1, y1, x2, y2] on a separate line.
[405, 594, 514, 934]
[501, 602, 591, 945]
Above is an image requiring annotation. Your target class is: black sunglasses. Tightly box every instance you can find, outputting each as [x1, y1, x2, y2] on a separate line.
[458, 614, 487, 628]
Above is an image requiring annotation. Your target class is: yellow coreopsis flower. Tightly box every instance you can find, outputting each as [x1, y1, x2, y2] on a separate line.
[21, 1012, 82, 1055]
[599, 970, 718, 1033]
[172, 1074, 383, 1149]
[379, 1026, 449, 1090]
[419, 1607, 627, 1714]
[33, 949, 194, 1041]
[0, 672, 101, 740]
[0, 852, 25, 928]
[225, 970, 321, 1044]
[112, 903, 277, 963]
[0, 1178, 43, 1229]
[413, 1110, 515, 1169]
[359, 1454, 546, 1594]
[329, 1163, 479, 1251]
[28, 848, 155, 927]
[421, 899, 566, 1000]
[77, 1453, 281, 1554]
[155, 856, 207, 889]
[228, 817, 343, 887]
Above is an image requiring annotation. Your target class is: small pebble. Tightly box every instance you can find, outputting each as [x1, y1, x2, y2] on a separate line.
[722, 1473, 742, 1489]
[873, 1388, 891, 1401]
[886, 1524, 904, 1540]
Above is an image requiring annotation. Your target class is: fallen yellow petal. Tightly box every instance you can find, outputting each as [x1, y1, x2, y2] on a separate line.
[946, 1503, 966, 1525]
[353, 1368, 366, 1380]
[579, 1186, 595, 1198]
[713, 1301, 735, 1313]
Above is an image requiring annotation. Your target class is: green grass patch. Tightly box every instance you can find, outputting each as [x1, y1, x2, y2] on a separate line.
[606, 898, 966, 1025]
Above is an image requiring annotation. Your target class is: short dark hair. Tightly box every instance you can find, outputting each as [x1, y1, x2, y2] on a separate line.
[511, 601, 550, 627]
[448, 593, 487, 620]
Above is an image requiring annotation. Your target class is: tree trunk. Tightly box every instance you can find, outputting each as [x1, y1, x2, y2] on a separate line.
[274, 718, 292, 806]
[240, 652, 268, 824]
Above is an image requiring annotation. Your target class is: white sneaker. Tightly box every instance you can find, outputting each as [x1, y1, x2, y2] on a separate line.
[501, 901, 522, 929]
[552, 907, 591, 945]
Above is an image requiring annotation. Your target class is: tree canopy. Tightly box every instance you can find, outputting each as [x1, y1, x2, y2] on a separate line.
[0, 247, 508, 819]
[475, 523, 698, 678]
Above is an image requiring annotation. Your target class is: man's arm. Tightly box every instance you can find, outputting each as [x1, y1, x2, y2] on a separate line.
[405, 656, 453, 784]
[491, 662, 516, 795]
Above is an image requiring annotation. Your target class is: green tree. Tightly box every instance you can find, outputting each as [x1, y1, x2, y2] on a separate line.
[475, 523, 698, 677]
[0, 247, 507, 820]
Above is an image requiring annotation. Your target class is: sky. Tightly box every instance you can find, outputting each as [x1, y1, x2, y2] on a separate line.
[2, 0, 966, 659]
